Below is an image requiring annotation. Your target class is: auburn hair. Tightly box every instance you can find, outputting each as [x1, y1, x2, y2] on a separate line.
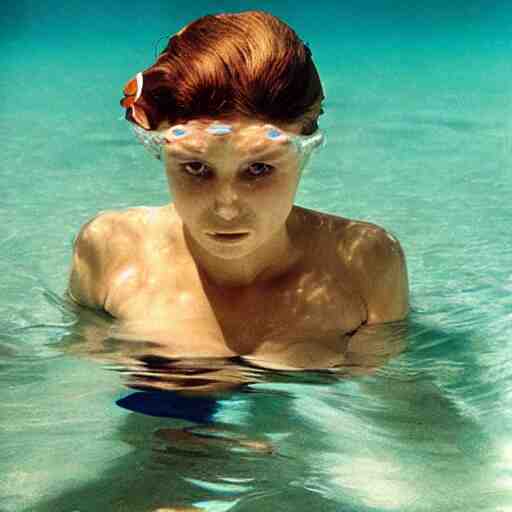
[122, 11, 323, 134]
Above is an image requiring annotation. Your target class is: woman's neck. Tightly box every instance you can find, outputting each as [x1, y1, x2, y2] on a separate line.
[183, 221, 302, 288]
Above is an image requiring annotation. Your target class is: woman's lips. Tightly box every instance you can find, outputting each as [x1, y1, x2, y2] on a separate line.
[206, 231, 250, 243]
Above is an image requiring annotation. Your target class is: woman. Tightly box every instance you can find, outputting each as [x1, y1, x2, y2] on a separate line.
[68, 11, 409, 369]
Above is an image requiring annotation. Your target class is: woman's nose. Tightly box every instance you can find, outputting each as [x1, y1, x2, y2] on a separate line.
[213, 184, 240, 221]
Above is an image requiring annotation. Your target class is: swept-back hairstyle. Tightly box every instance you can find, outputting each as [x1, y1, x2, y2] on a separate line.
[121, 11, 323, 134]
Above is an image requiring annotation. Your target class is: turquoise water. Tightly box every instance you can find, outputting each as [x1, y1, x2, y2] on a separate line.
[2, 1, 512, 510]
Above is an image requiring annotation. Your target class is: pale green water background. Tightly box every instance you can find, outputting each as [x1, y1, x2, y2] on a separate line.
[1, 1, 512, 511]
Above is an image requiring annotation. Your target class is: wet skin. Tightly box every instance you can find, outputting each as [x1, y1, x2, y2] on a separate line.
[68, 118, 409, 370]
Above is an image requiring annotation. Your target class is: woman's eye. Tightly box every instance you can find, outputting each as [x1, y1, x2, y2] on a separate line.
[183, 162, 210, 177]
[246, 162, 274, 178]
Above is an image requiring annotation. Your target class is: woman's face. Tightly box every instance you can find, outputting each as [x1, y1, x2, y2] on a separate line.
[162, 118, 305, 259]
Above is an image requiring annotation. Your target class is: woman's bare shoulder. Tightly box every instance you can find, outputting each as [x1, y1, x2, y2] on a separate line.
[336, 218, 404, 265]
[69, 205, 179, 310]
[293, 206, 407, 320]
[75, 204, 178, 240]
[292, 205, 388, 240]
[290, 205, 352, 236]
[332, 216, 409, 323]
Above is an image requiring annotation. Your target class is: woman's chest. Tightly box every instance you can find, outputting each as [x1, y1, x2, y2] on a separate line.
[217, 270, 366, 345]
[111, 262, 367, 355]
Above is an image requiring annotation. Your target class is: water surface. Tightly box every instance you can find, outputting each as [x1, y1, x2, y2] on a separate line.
[1, 1, 512, 511]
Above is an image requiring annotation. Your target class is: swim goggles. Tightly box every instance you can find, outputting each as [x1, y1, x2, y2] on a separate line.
[130, 122, 325, 167]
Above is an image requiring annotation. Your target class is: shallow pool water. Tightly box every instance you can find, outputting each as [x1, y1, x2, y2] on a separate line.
[2, 1, 512, 511]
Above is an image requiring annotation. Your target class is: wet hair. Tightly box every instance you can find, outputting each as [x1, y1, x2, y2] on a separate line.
[122, 11, 323, 134]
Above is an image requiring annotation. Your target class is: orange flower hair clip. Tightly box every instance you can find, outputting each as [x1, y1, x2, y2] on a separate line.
[120, 72, 151, 129]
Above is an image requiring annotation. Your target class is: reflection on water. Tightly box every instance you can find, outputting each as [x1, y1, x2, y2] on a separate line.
[0, 288, 507, 512]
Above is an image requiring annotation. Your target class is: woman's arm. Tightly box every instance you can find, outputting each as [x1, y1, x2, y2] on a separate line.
[339, 222, 409, 325]
[68, 212, 122, 311]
